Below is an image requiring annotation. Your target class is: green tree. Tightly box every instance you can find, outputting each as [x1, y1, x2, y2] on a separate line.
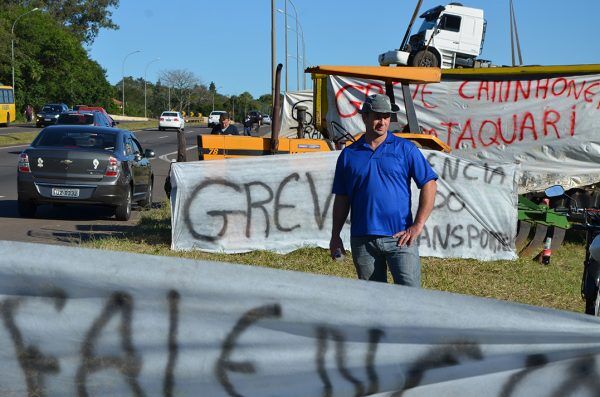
[0, 6, 113, 112]
[2, 0, 120, 44]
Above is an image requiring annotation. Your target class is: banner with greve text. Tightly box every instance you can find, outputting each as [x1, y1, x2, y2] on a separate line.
[0, 241, 599, 397]
[171, 151, 518, 260]
[327, 74, 600, 193]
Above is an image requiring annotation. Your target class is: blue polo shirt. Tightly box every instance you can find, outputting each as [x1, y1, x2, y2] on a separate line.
[332, 133, 437, 237]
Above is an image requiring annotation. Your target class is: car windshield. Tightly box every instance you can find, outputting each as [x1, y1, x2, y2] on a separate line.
[211, 111, 225, 116]
[34, 130, 117, 150]
[162, 112, 178, 117]
[42, 105, 63, 113]
[57, 114, 94, 125]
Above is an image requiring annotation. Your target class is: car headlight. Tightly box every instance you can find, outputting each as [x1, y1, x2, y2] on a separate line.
[54, 114, 59, 118]
[36, 114, 42, 118]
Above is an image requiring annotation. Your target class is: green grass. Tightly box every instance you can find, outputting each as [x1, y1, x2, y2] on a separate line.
[0, 131, 39, 147]
[118, 120, 158, 131]
[0, 120, 158, 148]
[84, 201, 587, 314]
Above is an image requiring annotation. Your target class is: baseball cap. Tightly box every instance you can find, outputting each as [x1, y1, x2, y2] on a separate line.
[359, 93, 400, 114]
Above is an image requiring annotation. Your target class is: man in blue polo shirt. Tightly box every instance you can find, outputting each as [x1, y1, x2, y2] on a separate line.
[329, 93, 438, 287]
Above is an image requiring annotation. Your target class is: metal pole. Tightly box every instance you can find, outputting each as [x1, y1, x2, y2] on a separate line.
[11, 8, 39, 108]
[271, 0, 276, 110]
[287, 0, 300, 91]
[121, 49, 141, 116]
[144, 58, 159, 119]
[284, 0, 288, 92]
[298, 24, 306, 90]
[168, 86, 171, 110]
[212, 91, 214, 112]
[295, 7, 299, 91]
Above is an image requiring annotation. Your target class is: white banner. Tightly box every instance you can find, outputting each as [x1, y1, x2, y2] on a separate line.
[327, 74, 600, 193]
[171, 151, 518, 260]
[280, 90, 317, 138]
[1, 241, 600, 397]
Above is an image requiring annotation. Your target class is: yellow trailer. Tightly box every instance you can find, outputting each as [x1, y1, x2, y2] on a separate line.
[197, 64, 451, 161]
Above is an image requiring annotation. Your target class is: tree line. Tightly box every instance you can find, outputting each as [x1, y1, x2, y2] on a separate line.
[0, 1, 272, 119]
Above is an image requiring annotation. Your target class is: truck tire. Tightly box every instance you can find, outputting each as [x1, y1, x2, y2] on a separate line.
[412, 50, 439, 68]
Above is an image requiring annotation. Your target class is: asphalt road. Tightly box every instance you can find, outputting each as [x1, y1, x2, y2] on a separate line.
[0, 122, 268, 245]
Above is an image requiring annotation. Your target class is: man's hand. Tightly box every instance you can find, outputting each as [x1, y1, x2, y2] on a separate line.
[329, 235, 346, 260]
[393, 223, 425, 247]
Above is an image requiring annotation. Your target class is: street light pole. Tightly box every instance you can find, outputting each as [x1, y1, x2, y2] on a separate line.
[231, 96, 235, 121]
[121, 49, 141, 116]
[11, 7, 39, 107]
[287, 0, 300, 91]
[271, 0, 276, 109]
[212, 86, 222, 112]
[144, 58, 160, 119]
[284, 0, 288, 92]
[298, 24, 306, 89]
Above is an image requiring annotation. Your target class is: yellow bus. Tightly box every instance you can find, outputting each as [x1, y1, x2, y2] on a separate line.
[0, 86, 16, 127]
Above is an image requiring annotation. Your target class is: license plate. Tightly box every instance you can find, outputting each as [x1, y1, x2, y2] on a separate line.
[166, 118, 172, 121]
[51, 188, 80, 198]
[45, 118, 51, 121]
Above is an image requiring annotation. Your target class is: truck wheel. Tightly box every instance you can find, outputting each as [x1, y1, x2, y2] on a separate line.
[412, 50, 439, 67]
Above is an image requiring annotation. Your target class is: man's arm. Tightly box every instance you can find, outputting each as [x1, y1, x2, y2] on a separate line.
[394, 179, 437, 246]
[330, 194, 350, 257]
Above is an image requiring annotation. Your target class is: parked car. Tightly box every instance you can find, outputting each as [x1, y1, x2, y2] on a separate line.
[56, 111, 112, 127]
[247, 110, 263, 125]
[36, 103, 69, 127]
[208, 110, 226, 128]
[17, 125, 155, 221]
[159, 111, 185, 131]
[77, 106, 118, 127]
[262, 114, 272, 125]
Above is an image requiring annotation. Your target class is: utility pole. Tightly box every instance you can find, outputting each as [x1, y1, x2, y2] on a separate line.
[271, 0, 276, 109]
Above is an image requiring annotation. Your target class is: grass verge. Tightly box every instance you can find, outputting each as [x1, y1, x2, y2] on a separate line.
[119, 120, 159, 131]
[84, 201, 586, 314]
[0, 131, 39, 147]
[0, 120, 158, 148]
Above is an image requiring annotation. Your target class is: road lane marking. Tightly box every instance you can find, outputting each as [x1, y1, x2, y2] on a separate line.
[159, 135, 168, 139]
[158, 146, 197, 163]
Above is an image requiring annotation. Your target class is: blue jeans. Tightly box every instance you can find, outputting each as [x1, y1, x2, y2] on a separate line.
[350, 236, 421, 287]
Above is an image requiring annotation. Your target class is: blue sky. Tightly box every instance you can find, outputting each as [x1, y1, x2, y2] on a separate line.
[88, 0, 600, 98]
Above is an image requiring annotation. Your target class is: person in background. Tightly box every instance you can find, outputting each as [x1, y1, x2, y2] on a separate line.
[243, 115, 253, 136]
[211, 112, 239, 135]
[329, 93, 438, 287]
[25, 105, 33, 123]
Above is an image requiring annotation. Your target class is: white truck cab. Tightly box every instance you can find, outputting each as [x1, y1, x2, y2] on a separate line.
[379, 3, 488, 69]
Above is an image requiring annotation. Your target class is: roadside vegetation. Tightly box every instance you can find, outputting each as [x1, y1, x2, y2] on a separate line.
[0, 121, 158, 148]
[85, 201, 586, 314]
[1, 3, 272, 120]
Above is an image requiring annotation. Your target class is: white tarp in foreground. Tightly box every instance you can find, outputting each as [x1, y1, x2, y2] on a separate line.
[0, 241, 599, 397]
[327, 74, 600, 193]
[171, 151, 518, 260]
